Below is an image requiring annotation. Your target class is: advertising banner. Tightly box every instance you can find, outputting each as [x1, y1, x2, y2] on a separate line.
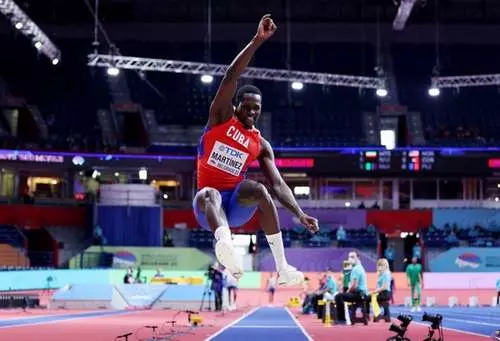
[70, 246, 213, 270]
[429, 247, 500, 272]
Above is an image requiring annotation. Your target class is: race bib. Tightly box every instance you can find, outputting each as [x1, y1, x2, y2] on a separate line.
[207, 141, 249, 176]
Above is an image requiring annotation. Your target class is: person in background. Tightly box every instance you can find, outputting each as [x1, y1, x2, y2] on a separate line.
[224, 270, 239, 309]
[370, 258, 392, 322]
[412, 241, 422, 261]
[384, 243, 395, 271]
[390, 275, 396, 304]
[267, 272, 277, 304]
[336, 226, 347, 248]
[496, 278, 500, 306]
[124, 267, 134, 284]
[153, 268, 164, 278]
[445, 231, 459, 248]
[211, 263, 224, 311]
[406, 256, 423, 312]
[301, 276, 311, 300]
[341, 260, 352, 293]
[335, 251, 368, 323]
[322, 268, 339, 303]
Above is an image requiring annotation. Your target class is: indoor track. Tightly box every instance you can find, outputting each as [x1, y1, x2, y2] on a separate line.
[0, 305, 496, 341]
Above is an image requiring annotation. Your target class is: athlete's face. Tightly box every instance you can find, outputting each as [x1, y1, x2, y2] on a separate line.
[236, 94, 262, 128]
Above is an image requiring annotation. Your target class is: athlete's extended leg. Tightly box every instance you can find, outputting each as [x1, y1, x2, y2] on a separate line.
[193, 188, 243, 277]
[236, 180, 304, 286]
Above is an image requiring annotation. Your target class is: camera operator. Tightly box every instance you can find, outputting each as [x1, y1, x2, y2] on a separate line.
[208, 262, 224, 311]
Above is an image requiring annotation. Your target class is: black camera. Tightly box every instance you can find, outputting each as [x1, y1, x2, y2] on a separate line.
[423, 312, 443, 329]
[205, 266, 215, 280]
[397, 314, 413, 328]
[422, 313, 442, 323]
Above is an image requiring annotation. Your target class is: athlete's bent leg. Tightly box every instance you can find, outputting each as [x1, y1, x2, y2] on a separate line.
[236, 180, 304, 286]
[193, 188, 243, 277]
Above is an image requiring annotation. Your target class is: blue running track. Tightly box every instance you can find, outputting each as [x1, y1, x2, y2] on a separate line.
[207, 307, 312, 341]
[392, 307, 499, 338]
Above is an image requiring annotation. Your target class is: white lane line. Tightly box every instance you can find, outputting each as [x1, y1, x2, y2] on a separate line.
[284, 307, 313, 341]
[231, 325, 297, 329]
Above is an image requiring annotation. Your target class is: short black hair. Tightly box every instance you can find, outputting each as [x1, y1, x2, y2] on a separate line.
[235, 85, 262, 104]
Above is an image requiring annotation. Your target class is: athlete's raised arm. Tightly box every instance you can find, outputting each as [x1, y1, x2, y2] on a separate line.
[207, 14, 277, 128]
[258, 138, 319, 234]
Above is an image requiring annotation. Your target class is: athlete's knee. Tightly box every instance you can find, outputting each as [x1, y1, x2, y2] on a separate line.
[254, 183, 272, 203]
[196, 187, 222, 210]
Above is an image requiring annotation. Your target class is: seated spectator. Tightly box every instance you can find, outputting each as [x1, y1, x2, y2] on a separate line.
[323, 268, 340, 302]
[370, 258, 392, 322]
[335, 251, 369, 323]
[341, 260, 352, 293]
[336, 226, 347, 247]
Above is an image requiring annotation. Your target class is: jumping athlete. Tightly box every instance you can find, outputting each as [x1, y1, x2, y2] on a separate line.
[193, 14, 319, 286]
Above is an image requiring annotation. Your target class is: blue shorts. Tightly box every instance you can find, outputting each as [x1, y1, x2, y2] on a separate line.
[193, 182, 258, 230]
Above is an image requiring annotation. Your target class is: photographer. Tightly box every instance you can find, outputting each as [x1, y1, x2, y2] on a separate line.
[208, 263, 224, 311]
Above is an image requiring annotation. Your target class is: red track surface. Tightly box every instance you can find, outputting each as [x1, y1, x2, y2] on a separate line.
[0, 308, 253, 341]
[0, 289, 492, 341]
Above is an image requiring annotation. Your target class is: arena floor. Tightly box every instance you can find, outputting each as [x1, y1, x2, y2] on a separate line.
[0, 289, 497, 341]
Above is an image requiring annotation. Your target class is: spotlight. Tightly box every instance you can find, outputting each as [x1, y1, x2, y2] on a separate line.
[34, 41, 42, 50]
[14, 22, 23, 30]
[51, 58, 59, 66]
[107, 66, 120, 76]
[376, 88, 388, 97]
[386, 314, 412, 341]
[200, 74, 213, 84]
[291, 81, 304, 90]
[422, 312, 444, 341]
[428, 86, 440, 97]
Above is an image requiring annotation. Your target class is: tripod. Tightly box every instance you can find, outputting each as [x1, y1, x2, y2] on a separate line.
[423, 326, 443, 341]
[386, 337, 411, 341]
[199, 278, 213, 312]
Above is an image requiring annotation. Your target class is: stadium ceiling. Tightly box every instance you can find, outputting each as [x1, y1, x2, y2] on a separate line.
[15, 0, 500, 26]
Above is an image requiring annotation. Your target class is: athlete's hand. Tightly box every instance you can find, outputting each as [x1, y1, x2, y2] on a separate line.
[256, 14, 277, 41]
[299, 214, 319, 234]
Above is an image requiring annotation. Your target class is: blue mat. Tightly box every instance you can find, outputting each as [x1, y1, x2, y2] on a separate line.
[208, 307, 311, 341]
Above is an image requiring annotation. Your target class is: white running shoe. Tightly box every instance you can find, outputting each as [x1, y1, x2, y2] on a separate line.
[278, 265, 304, 287]
[410, 307, 416, 312]
[416, 306, 422, 312]
[215, 240, 243, 278]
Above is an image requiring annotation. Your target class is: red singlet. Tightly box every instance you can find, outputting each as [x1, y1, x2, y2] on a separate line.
[197, 116, 261, 191]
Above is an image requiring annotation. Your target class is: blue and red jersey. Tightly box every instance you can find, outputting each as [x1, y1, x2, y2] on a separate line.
[197, 116, 261, 191]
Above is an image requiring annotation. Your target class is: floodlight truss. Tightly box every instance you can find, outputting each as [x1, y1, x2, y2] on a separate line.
[87, 54, 386, 89]
[434, 74, 500, 88]
[0, 0, 60, 62]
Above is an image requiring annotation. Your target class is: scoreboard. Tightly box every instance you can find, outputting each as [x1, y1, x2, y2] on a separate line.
[278, 148, 500, 177]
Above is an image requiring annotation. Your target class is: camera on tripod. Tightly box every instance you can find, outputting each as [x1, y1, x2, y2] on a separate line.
[387, 314, 413, 341]
[205, 266, 215, 280]
[422, 312, 444, 341]
[422, 313, 442, 328]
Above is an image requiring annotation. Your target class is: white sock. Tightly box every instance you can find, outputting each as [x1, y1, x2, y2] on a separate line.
[214, 226, 232, 244]
[266, 232, 288, 272]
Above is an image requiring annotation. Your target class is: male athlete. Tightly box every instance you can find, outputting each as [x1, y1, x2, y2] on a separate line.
[406, 257, 423, 312]
[193, 14, 319, 286]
